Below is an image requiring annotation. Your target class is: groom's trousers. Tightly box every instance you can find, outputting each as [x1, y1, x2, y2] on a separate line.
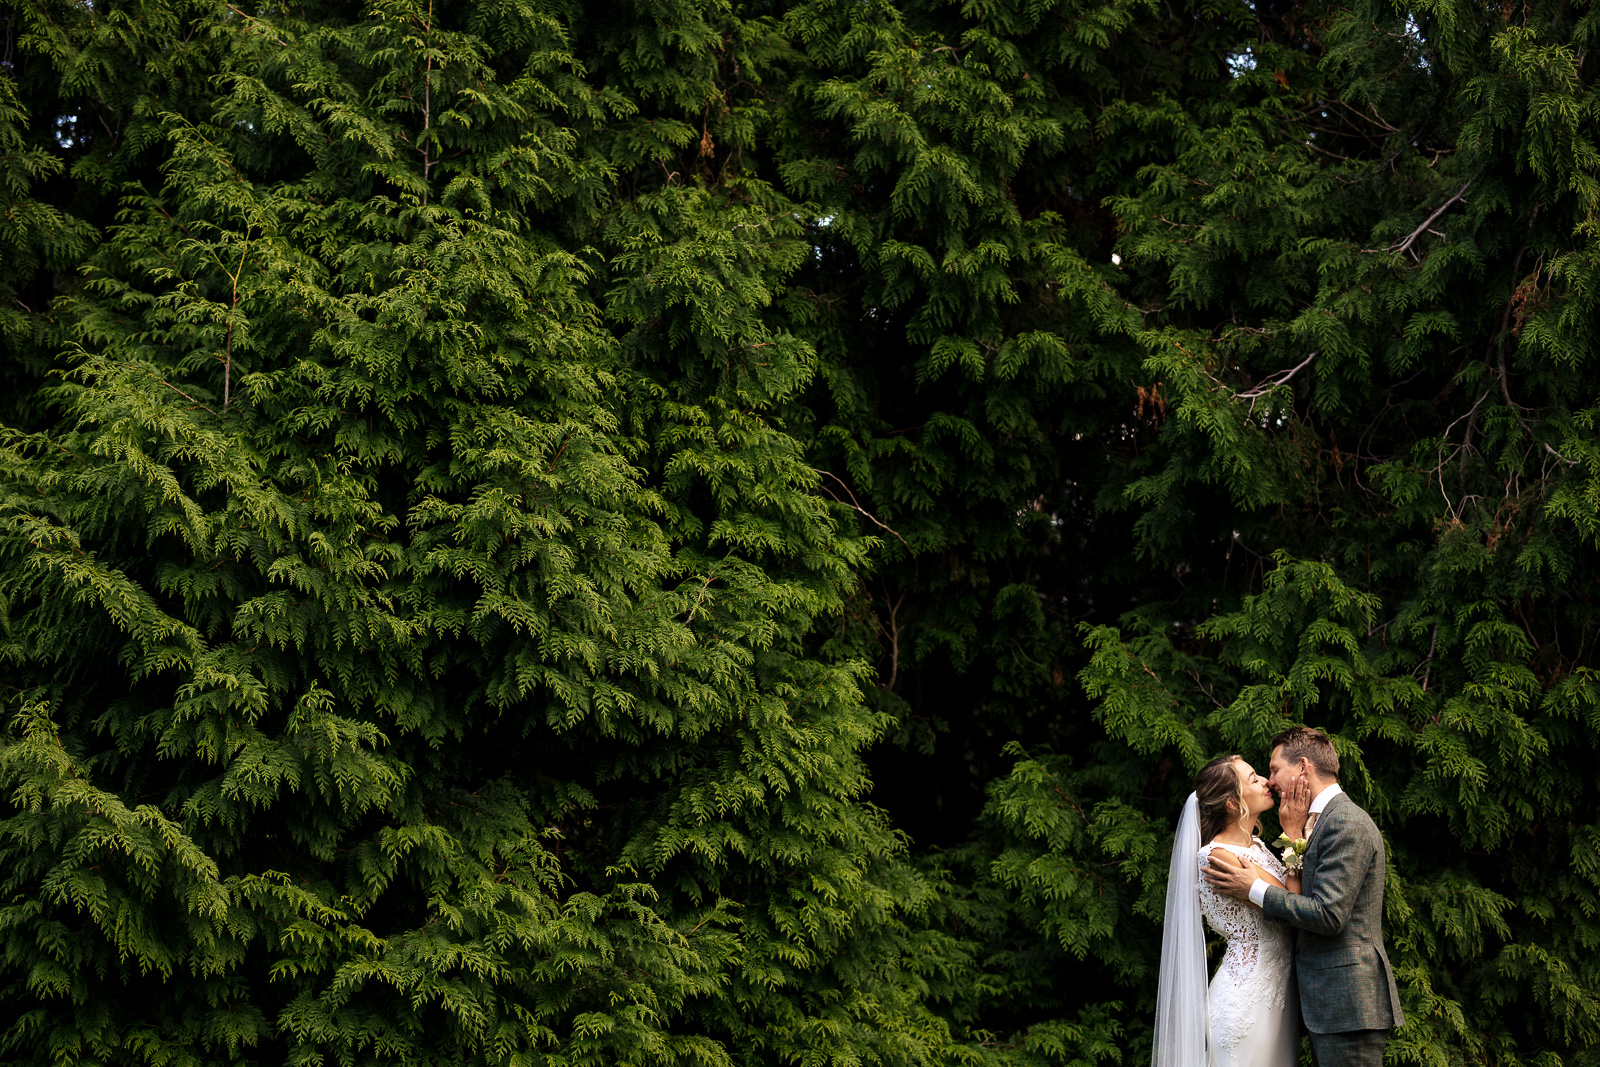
[1308, 1028, 1388, 1067]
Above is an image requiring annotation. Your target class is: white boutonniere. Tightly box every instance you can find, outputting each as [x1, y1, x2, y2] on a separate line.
[1274, 834, 1309, 873]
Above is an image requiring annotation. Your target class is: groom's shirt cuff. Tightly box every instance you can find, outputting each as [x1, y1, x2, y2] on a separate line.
[1249, 879, 1270, 907]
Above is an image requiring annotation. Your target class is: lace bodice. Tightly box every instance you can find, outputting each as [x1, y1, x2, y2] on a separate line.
[1196, 838, 1295, 1050]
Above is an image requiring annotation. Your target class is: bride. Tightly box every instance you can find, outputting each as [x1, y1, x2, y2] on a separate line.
[1152, 754, 1309, 1067]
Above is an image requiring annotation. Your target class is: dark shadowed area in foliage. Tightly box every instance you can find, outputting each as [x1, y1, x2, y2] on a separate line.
[1, 0, 1597, 1065]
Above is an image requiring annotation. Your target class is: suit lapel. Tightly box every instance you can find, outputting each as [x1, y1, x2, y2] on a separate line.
[1304, 792, 1347, 878]
[1320, 791, 1349, 827]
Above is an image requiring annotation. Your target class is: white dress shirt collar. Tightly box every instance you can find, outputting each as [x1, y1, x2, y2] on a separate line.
[1309, 782, 1343, 814]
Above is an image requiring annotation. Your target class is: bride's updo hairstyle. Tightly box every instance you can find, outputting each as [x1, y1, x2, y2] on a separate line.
[1194, 754, 1256, 845]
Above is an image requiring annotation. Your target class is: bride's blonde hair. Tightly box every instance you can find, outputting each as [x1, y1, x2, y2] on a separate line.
[1195, 755, 1259, 844]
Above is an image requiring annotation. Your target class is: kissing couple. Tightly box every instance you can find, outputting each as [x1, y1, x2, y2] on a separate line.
[1152, 727, 1405, 1067]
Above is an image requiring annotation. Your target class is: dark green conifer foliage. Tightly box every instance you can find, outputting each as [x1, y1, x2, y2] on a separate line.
[4, 0, 1600, 1064]
[772, 0, 1600, 1064]
[0, 60, 92, 426]
[0, 2, 953, 1064]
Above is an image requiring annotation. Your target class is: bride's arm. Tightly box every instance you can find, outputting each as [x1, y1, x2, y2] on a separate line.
[1218, 852, 1289, 899]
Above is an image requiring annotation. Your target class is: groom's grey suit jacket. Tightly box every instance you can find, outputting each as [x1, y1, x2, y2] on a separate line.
[1261, 791, 1405, 1035]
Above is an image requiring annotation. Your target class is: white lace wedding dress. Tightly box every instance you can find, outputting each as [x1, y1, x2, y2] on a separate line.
[1195, 839, 1298, 1067]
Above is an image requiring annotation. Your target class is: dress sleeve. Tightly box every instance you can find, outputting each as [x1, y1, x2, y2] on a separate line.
[1195, 845, 1224, 932]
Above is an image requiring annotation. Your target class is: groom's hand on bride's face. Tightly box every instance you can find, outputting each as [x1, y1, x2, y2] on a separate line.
[1202, 852, 1258, 900]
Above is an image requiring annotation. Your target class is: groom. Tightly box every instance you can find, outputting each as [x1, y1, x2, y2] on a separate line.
[1203, 726, 1405, 1066]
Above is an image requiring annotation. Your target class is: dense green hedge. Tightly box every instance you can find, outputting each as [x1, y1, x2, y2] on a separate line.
[1, 1, 1597, 1064]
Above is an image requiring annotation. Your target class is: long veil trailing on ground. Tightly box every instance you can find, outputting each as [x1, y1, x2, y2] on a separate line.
[1152, 792, 1208, 1067]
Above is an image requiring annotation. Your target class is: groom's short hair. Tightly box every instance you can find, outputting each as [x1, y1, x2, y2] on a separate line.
[1271, 726, 1339, 780]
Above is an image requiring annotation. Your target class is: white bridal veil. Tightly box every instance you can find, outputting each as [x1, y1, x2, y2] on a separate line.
[1152, 792, 1208, 1067]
